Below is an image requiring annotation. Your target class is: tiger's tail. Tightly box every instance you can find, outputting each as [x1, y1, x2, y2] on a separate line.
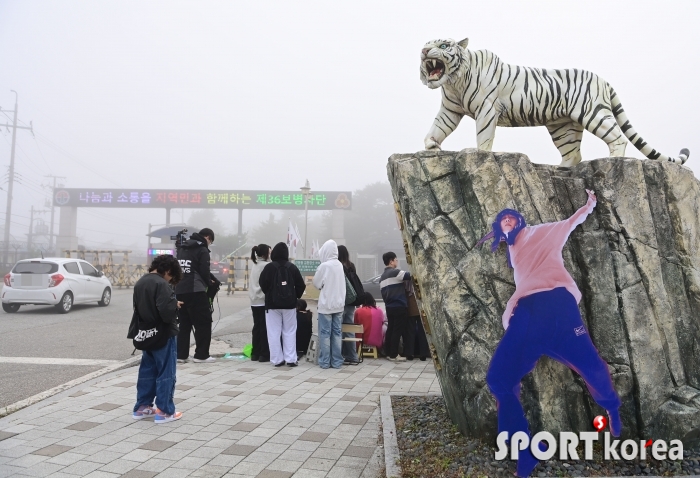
[610, 87, 689, 164]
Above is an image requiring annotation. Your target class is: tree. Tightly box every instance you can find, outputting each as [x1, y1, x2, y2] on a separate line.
[211, 232, 248, 260]
[187, 210, 226, 236]
[343, 182, 402, 257]
[250, 213, 288, 248]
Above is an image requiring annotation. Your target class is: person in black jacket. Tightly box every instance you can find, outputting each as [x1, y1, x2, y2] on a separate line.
[296, 299, 313, 358]
[129, 254, 184, 422]
[258, 242, 306, 367]
[175, 228, 216, 363]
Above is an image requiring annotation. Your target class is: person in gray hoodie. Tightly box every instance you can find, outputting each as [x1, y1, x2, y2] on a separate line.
[248, 244, 271, 362]
[312, 240, 346, 369]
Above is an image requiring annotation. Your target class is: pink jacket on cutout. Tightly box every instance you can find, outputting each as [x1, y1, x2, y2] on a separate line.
[502, 196, 596, 330]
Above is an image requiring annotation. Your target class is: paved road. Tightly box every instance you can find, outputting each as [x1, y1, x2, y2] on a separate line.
[0, 287, 254, 409]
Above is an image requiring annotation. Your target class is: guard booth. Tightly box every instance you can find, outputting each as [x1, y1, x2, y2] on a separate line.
[146, 225, 197, 264]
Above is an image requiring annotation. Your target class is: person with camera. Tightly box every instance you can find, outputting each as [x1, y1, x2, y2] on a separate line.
[175, 228, 216, 363]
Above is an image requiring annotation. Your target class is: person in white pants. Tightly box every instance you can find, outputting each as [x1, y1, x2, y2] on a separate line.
[265, 309, 297, 366]
[258, 242, 306, 367]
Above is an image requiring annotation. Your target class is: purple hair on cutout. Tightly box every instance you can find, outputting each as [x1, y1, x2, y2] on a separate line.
[475, 209, 527, 268]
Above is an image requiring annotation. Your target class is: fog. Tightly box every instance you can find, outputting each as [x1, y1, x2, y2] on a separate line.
[0, 0, 697, 255]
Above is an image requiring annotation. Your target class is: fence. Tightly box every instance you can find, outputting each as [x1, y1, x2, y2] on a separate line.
[64, 250, 147, 288]
[222, 256, 315, 294]
[225, 256, 251, 293]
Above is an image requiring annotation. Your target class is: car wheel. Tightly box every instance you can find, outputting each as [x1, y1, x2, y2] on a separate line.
[55, 292, 73, 314]
[98, 288, 111, 307]
[2, 303, 20, 313]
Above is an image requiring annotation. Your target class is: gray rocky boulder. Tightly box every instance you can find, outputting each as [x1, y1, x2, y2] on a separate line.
[387, 149, 700, 444]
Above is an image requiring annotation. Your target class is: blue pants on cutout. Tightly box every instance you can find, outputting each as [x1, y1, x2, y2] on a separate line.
[486, 288, 620, 476]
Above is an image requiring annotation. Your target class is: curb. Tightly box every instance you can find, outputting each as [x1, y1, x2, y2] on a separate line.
[380, 394, 402, 478]
[0, 354, 142, 418]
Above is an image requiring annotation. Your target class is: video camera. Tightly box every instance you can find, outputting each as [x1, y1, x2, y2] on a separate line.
[171, 228, 188, 248]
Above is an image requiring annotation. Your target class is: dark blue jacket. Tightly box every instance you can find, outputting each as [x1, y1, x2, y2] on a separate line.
[380, 266, 411, 309]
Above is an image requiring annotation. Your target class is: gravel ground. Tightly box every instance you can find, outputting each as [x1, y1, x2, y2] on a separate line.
[391, 395, 700, 477]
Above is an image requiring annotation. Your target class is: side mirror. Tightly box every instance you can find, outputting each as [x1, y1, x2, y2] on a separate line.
[99, 271, 104, 277]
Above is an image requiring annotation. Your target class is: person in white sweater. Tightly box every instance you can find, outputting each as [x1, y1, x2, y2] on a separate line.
[312, 240, 346, 369]
[248, 244, 271, 362]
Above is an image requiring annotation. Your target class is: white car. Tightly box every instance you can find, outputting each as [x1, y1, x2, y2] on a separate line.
[2, 258, 112, 314]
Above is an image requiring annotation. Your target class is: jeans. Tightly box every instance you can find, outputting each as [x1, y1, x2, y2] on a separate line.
[176, 292, 212, 360]
[486, 288, 620, 476]
[318, 312, 343, 369]
[251, 306, 269, 359]
[134, 335, 177, 415]
[341, 305, 359, 362]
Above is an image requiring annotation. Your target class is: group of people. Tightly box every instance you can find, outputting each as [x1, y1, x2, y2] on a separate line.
[248, 238, 430, 369]
[248, 240, 359, 368]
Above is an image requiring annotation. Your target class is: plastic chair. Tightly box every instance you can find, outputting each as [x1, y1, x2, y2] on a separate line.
[341, 324, 364, 363]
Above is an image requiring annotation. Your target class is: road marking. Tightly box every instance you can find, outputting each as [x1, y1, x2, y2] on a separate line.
[0, 357, 120, 366]
[0, 355, 141, 418]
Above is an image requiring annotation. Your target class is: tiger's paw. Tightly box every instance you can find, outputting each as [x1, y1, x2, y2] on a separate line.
[424, 137, 442, 151]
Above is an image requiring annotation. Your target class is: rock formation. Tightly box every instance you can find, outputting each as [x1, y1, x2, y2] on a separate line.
[387, 149, 700, 444]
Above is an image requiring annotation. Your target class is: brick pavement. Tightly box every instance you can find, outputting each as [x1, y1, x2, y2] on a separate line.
[0, 356, 440, 477]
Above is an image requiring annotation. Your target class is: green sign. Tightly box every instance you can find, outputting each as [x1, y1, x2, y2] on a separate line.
[295, 260, 320, 274]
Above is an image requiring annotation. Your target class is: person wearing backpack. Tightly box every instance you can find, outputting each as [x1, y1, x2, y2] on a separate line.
[312, 240, 346, 369]
[128, 254, 184, 423]
[338, 245, 364, 364]
[258, 242, 306, 367]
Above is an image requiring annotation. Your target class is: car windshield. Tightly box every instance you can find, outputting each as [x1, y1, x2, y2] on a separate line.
[12, 262, 59, 274]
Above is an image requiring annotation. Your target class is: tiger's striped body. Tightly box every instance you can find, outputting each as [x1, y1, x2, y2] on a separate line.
[421, 38, 689, 166]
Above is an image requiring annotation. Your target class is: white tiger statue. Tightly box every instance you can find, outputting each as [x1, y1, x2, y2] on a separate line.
[421, 38, 689, 166]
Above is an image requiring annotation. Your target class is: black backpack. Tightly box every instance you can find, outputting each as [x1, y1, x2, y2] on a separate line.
[271, 262, 297, 309]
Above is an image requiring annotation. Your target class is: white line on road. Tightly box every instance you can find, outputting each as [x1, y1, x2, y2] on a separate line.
[0, 357, 120, 366]
[0, 355, 141, 418]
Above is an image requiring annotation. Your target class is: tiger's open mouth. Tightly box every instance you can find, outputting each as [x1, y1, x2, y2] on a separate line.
[424, 59, 445, 81]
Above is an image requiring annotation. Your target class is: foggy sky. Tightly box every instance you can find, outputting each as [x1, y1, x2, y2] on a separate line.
[0, 0, 698, 252]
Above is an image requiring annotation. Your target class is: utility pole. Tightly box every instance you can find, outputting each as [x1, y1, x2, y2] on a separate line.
[0, 91, 33, 265]
[26, 206, 48, 256]
[44, 174, 66, 254]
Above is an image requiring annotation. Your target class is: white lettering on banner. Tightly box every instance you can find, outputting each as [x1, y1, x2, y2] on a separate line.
[178, 259, 191, 274]
[134, 328, 159, 342]
[496, 431, 683, 461]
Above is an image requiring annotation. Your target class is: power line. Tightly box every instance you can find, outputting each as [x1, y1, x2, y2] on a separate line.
[33, 133, 122, 187]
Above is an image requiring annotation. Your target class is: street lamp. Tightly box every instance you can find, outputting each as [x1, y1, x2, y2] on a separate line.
[300, 179, 311, 259]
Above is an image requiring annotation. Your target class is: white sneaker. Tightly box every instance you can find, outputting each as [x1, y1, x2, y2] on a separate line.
[387, 356, 406, 362]
[192, 356, 216, 363]
[176, 359, 188, 364]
